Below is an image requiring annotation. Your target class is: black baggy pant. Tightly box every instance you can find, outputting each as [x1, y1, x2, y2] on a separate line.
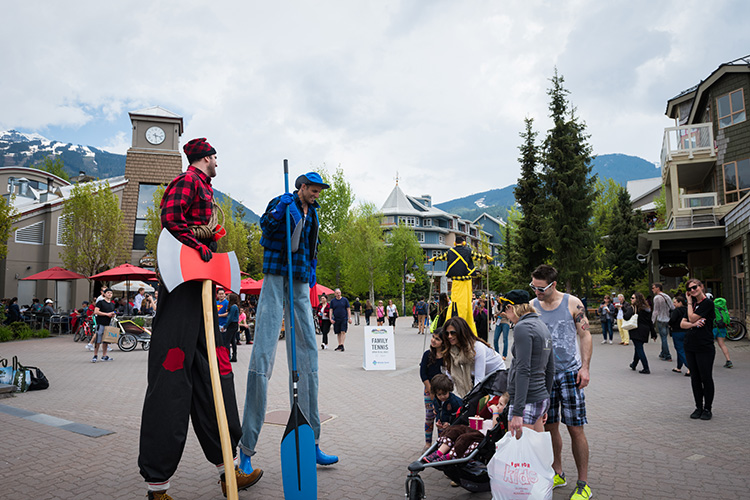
[138, 281, 242, 483]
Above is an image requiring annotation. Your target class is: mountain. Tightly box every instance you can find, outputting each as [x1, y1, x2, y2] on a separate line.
[0, 130, 260, 224]
[435, 153, 660, 221]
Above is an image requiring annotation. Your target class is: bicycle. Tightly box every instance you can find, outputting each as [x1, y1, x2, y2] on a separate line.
[726, 316, 747, 341]
[73, 316, 95, 343]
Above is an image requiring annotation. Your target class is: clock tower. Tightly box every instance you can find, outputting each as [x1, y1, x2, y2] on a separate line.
[122, 106, 184, 265]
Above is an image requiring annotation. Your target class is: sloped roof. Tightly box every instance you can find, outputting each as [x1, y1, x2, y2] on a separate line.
[129, 106, 182, 119]
[666, 55, 750, 120]
[381, 184, 421, 216]
[627, 177, 662, 204]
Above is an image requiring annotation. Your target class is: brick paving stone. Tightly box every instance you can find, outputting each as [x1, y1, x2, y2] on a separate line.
[1, 325, 748, 499]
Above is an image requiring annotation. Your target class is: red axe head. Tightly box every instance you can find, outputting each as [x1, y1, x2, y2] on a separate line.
[157, 228, 241, 293]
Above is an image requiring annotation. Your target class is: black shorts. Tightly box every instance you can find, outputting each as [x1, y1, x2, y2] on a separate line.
[333, 318, 348, 333]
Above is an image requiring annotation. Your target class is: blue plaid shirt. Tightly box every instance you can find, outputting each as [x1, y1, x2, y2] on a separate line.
[260, 192, 320, 282]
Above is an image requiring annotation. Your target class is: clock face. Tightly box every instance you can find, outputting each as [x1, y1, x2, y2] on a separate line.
[145, 126, 166, 145]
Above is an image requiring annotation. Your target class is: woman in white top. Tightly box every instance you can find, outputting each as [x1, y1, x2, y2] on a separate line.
[386, 299, 398, 327]
[441, 316, 506, 398]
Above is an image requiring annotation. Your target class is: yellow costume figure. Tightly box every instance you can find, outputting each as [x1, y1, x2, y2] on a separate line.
[428, 236, 492, 335]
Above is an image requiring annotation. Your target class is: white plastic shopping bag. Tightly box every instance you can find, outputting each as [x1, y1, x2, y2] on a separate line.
[488, 428, 554, 500]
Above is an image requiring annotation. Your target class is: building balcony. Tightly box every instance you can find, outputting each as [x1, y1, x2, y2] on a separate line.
[661, 123, 716, 170]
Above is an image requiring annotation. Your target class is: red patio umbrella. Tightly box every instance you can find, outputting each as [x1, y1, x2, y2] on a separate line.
[309, 283, 335, 308]
[22, 266, 87, 281]
[89, 263, 157, 281]
[242, 278, 264, 295]
[22, 266, 88, 310]
[89, 264, 157, 301]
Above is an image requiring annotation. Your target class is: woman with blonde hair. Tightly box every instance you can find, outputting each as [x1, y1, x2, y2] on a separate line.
[681, 278, 716, 420]
[501, 289, 555, 438]
[439, 316, 505, 398]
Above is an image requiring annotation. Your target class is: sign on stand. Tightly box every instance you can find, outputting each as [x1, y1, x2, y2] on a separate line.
[363, 325, 396, 370]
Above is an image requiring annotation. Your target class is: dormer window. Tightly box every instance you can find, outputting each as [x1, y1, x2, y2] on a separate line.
[717, 89, 746, 129]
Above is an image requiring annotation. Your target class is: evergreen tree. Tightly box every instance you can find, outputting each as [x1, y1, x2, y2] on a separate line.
[512, 117, 548, 281]
[540, 69, 597, 292]
[605, 185, 647, 290]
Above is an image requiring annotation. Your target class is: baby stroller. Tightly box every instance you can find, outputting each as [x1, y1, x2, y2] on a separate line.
[405, 369, 508, 499]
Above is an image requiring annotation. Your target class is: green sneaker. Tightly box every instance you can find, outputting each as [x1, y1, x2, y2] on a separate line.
[553, 472, 567, 489]
[570, 480, 592, 500]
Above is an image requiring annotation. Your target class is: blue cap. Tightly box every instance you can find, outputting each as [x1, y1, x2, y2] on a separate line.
[295, 171, 330, 189]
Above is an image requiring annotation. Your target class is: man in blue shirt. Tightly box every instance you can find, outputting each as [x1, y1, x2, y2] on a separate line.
[216, 288, 229, 332]
[239, 171, 339, 479]
[329, 288, 351, 351]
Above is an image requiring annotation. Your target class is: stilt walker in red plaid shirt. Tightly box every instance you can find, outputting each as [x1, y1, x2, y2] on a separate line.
[138, 138, 262, 500]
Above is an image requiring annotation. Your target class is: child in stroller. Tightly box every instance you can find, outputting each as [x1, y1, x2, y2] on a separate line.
[406, 369, 509, 499]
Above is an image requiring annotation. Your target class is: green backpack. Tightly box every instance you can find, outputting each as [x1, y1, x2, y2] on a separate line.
[714, 297, 731, 329]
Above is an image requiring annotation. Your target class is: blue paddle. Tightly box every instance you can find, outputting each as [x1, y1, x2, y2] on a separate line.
[280, 159, 317, 500]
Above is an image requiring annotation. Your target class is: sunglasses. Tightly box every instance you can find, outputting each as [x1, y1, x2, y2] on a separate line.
[529, 282, 554, 292]
[445, 329, 457, 335]
[686, 285, 699, 292]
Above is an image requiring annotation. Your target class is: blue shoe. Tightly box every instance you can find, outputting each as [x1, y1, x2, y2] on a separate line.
[315, 445, 338, 465]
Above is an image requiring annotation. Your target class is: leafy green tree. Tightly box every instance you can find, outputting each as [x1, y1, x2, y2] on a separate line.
[315, 165, 354, 235]
[59, 181, 127, 296]
[513, 117, 549, 280]
[383, 223, 424, 314]
[216, 197, 250, 271]
[605, 185, 647, 290]
[653, 186, 667, 230]
[33, 156, 70, 182]
[315, 165, 355, 288]
[0, 196, 18, 260]
[245, 223, 264, 279]
[341, 203, 386, 303]
[540, 69, 597, 293]
[144, 185, 167, 257]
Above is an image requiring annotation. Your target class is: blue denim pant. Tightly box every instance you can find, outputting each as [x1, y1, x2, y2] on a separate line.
[671, 331, 687, 369]
[656, 320, 671, 359]
[240, 274, 320, 456]
[493, 322, 510, 357]
[631, 339, 649, 371]
[600, 319, 613, 341]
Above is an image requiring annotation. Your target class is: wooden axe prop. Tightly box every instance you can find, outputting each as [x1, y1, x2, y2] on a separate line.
[157, 228, 241, 500]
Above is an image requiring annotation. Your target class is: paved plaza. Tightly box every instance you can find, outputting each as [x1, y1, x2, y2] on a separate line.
[1, 321, 749, 499]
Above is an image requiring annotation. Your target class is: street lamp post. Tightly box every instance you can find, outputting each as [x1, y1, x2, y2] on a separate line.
[402, 256, 417, 316]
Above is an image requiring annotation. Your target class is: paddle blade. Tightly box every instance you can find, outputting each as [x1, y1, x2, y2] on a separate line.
[281, 403, 317, 500]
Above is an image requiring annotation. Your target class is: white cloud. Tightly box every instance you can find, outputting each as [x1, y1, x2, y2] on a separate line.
[2, 0, 750, 214]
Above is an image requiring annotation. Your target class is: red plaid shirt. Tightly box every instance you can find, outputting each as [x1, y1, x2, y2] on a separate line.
[161, 166, 213, 250]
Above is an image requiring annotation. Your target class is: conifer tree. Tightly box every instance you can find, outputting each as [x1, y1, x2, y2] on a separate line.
[605, 185, 647, 290]
[512, 117, 548, 281]
[540, 69, 597, 292]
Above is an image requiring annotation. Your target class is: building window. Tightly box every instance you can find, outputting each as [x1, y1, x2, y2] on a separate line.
[15, 221, 44, 245]
[57, 214, 71, 246]
[416, 231, 425, 243]
[423, 218, 432, 227]
[717, 89, 746, 129]
[723, 158, 750, 203]
[133, 184, 159, 250]
[431, 250, 442, 259]
[399, 216, 418, 227]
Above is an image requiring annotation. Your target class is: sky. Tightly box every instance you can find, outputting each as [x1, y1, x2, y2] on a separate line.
[3, 0, 750, 215]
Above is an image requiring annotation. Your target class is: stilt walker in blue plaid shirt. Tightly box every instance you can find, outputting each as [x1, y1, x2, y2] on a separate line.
[238, 171, 339, 476]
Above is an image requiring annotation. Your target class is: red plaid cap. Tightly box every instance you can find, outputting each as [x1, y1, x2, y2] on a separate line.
[183, 138, 216, 163]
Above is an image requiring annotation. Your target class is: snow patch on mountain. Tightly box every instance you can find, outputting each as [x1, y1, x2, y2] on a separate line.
[474, 197, 488, 208]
